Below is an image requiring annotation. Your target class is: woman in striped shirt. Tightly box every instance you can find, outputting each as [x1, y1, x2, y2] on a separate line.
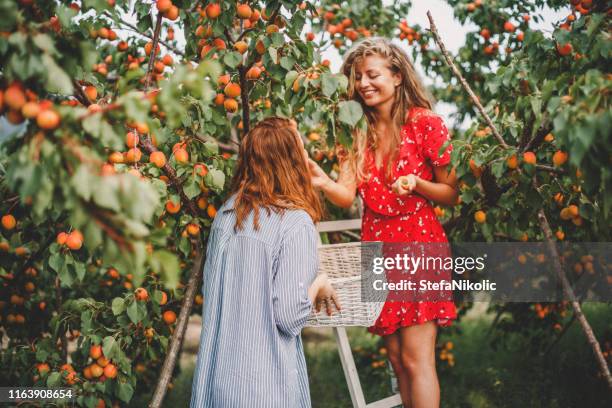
[190, 117, 340, 408]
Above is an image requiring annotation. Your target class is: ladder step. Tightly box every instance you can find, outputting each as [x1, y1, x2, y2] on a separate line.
[365, 393, 403, 408]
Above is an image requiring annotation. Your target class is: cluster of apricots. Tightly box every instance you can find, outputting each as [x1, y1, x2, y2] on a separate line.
[319, 5, 372, 49]
[439, 341, 455, 367]
[56, 230, 84, 251]
[0, 82, 61, 129]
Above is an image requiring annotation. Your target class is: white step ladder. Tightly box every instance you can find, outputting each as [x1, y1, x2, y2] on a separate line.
[312, 219, 402, 408]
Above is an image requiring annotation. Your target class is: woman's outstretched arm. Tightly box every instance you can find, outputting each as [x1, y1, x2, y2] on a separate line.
[308, 158, 357, 209]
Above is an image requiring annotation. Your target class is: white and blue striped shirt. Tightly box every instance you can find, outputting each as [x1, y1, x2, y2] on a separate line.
[190, 195, 317, 408]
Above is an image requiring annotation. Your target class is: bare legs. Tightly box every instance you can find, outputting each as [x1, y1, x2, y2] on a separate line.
[384, 321, 439, 408]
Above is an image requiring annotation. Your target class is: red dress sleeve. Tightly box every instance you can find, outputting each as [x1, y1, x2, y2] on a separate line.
[417, 114, 453, 167]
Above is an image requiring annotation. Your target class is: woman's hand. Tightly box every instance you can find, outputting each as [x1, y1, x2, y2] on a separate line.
[308, 159, 332, 190]
[392, 174, 419, 196]
[311, 274, 341, 316]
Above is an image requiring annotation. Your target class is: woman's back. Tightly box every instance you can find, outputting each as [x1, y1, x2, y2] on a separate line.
[190, 195, 318, 408]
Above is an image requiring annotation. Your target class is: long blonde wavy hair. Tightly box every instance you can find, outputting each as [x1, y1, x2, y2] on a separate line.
[341, 37, 433, 183]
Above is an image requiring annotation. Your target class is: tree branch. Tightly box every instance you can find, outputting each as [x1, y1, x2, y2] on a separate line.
[426, 12, 508, 149]
[138, 138, 199, 217]
[148, 244, 206, 408]
[145, 13, 164, 90]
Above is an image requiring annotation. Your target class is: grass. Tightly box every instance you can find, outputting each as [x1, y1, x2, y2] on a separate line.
[134, 303, 612, 407]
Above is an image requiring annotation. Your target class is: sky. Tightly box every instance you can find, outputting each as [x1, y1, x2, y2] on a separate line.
[0, 1, 570, 137]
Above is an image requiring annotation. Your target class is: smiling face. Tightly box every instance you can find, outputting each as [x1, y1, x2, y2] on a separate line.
[354, 54, 401, 112]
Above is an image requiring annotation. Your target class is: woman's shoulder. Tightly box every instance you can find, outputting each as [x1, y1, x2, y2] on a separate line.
[280, 209, 315, 232]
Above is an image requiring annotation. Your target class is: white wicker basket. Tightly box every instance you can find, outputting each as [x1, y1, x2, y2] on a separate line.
[306, 242, 385, 327]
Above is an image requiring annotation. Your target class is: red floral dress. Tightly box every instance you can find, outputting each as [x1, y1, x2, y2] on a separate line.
[359, 107, 457, 336]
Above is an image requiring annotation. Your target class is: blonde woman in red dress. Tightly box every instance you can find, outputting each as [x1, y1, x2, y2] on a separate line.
[309, 38, 458, 408]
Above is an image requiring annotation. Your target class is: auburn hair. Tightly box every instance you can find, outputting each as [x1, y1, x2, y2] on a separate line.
[341, 37, 433, 183]
[229, 116, 324, 231]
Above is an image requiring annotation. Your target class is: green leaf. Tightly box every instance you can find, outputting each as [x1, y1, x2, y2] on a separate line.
[183, 176, 201, 199]
[102, 336, 120, 360]
[205, 168, 225, 191]
[71, 166, 94, 201]
[268, 47, 278, 64]
[93, 180, 121, 212]
[338, 101, 363, 127]
[111, 298, 125, 316]
[47, 372, 62, 387]
[117, 381, 134, 403]
[280, 56, 296, 71]
[285, 70, 298, 89]
[41, 54, 73, 95]
[32, 34, 57, 55]
[56, 5, 78, 28]
[126, 301, 143, 324]
[321, 73, 339, 97]
[150, 250, 180, 289]
[223, 51, 242, 68]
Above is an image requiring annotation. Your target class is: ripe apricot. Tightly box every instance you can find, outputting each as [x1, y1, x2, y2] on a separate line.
[125, 147, 142, 163]
[523, 151, 536, 165]
[109, 151, 124, 164]
[186, 223, 200, 236]
[165, 200, 181, 214]
[36, 109, 60, 130]
[207, 203, 217, 218]
[90, 344, 103, 360]
[557, 43, 573, 56]
[214, 93, 225, 105]
[224, 98, 238, 112]
[125, 132, 139, 148]
[162, 54, 174, 66]
[236, 4, 252, 19]
[552, 150, 567, 167]
[156, 0, 172, 13]
[66, 230, 83, 250]
[150, 151, 166, 168]
[96, 356, 110, 368]
[503, 21, 516, 32]
[217, 74, 230, 86]
[206, 3, 221, 19]
[474, 210, 486, 224]
[164, 5, 179, 20]
[163, 310, 177, 324]
[197, 196, 208, 210]
[174, 148, 189, 164]
[224, 83, 241, 98]
[5, 82, 26, 111]
[84, 86, 97, 101]
[135, 287, 149, 301]
[506, 154, 518, 169]
[1, 214, 16, 230]
[103, 363, 117, 379]
[21, 101, 41, 119]
[90, 363, 104, 378]
[234, 40, 248, 54]
[246, 66, 262, 80]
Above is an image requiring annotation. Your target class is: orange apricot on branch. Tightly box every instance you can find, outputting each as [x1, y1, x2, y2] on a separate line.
[1, 214, 16, 230]
[150, 151, 167, 168]
[523, 151, 536, 165]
